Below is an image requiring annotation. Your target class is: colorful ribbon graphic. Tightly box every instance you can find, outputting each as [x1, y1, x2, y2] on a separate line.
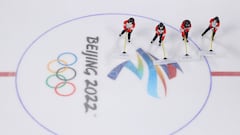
[108, 48, 183, 98]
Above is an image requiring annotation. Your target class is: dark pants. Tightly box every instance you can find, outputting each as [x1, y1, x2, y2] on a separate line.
[184, 32, 189, 39]
[120, 30, 132, 41]
[182, 32, 189, 42]
[152, 34, 163, 43]
[202, 27, 216, 40]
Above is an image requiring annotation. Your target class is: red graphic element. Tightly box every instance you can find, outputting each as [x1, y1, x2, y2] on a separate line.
[211, 71, 240, 77]
[0, 72, 16, 77]
[167, 64, 177, 79]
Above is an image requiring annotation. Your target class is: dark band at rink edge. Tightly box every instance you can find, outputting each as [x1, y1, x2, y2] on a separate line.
[15, 12, 213, 135]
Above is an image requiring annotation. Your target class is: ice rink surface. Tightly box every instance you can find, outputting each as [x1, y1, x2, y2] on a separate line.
[1, 0, 240, 135]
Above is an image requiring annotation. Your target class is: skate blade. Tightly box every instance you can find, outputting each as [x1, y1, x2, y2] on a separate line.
[153, 59, 177, 65]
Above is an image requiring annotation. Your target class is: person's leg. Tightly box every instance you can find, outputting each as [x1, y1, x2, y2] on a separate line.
[185, 32, 189, 42]
[119, 29, 125, 36]
[128, 32, 132, 42]
[212, 29, 216, 40]
[159, 34, 163, 44]
[201, 27, 211, 36]
[151, 34, 158, 43]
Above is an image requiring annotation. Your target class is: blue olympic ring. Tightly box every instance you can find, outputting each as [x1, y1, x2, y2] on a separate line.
[57, 52, 78, 66]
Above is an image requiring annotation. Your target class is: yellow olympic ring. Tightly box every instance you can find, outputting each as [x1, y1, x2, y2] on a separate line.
[47, 59, 68, 73]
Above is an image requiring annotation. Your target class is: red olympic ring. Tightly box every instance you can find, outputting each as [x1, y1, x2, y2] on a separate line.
[54, 81, 76, 96]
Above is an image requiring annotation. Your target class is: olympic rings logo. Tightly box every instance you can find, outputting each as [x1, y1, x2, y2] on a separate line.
[45, 52, 78, 96]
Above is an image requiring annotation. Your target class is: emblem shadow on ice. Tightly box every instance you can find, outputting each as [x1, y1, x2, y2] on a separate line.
[107, 48, 183, 98]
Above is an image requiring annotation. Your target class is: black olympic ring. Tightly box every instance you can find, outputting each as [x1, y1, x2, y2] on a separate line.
[56, 66, 77, 81]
